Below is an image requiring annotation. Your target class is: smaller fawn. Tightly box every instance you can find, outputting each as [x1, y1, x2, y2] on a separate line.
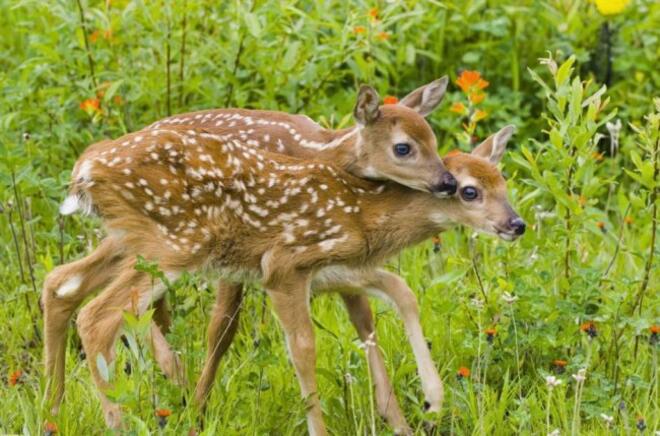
[57, 123, 523, 433]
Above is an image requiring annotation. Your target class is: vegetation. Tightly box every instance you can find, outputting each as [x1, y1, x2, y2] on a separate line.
[1, 0, 658, 434]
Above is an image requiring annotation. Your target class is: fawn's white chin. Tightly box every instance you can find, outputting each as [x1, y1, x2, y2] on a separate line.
[497, 231, 517, 241]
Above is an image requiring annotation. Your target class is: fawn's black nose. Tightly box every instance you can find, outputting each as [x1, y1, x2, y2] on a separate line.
[432, 172, 457, 195]
[509, 217, 526, 235]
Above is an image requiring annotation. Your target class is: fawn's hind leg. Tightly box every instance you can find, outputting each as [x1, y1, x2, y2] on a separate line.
[193, 281, 244, 409]
[341, 294, 411, 435]
[76, 257, 179, 429]
[42, 238, 123, 413]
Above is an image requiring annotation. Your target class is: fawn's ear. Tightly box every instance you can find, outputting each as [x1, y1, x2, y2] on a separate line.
[354, 85, 381, 125]
[471, 125, 515, 164]
[399, 76, 449, 116]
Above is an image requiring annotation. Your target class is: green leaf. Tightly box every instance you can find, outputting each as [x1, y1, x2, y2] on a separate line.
[555, 55, 575, 88]
[244, 12, 262, 38]
[281, 41, 301, 71]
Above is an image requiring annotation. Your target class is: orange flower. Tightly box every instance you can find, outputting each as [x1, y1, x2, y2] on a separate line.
[473, 109, 488, 122]
[580, 321, 597, 338]
[457, 366, 471, 378]
[553, 359, 568, 367]
[8, 370, 23, 386]
[155, 408, 172, 418]
[624, 216, 633, 225]
[377, 31, 390, 41]
[89, 30, 100, 43]
[368, 8, 379, 20]
[354, 26, 366, 34]
[596, 221, 606, 233]
[432, 235, 442, 245]
[450, 102, 466, 114]
[469, 92, 485, 104]
[456, 70, 489, 93]
[485, 328, 496, 344]
[44, 421, 58, 435]
[80, 98, 101, 113]
[577, 195, 587, 206]
[650, 325, 660, 334]
[592, 151, 604, 161]
[383, 95, 398, 105]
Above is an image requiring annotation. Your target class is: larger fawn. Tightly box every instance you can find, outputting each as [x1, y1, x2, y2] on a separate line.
[43, 79, 455, 413]
[55, 122, 523, 433]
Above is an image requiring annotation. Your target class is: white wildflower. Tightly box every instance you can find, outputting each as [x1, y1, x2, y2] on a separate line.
[501, 292, 519, 304]
[606, 119, 622, 156]
[547, 429, 560, 436]
[600, 413, 614, 427]
[539, 51, 558, 76]
[545, 375, 562, 388]
[572, 368, 587, 383]
[470, 297, 484, 310]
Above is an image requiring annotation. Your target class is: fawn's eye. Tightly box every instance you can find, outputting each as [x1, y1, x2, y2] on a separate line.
[461, 186, 479, 201]
[393, 143, 411, 156]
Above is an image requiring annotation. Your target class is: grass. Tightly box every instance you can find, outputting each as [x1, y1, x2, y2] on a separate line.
[1, 0, 659, 434]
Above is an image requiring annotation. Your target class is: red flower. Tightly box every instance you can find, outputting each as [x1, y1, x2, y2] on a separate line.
[44, 421, 58, 435]
[552, 359, 568, 367]
[89, 30, 100, 43]
[8, 369, 23, 386]
[473, 109, 488, 122]
[353, 26, 366, 34]
[650, 325, 660, 334]
[383, 95, 398, 105]
[469, 92, 485, 104]
[80, 98, 101, 113]
[450, 102, 466, 114]
[580, 321, 597, 338]
[457, 366, 471, 378]
[377, 31, 390, 41]
[368, 8, 379, 20]
[456, 70, 489, 93]
[596, 221, 606, 233]
[156, 408, 172, 429]
[485, 328, 497, 344]
[155, 408, 172, 417]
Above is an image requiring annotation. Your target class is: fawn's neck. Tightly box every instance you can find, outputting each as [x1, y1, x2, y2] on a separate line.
[356, 184, 457, 263]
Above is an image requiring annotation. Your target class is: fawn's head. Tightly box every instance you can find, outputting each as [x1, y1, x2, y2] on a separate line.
[443, 125, 525, 241]
[352, 78, 457, 197]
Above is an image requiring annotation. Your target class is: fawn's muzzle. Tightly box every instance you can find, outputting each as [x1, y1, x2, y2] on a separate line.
[431, 172, 458, 196]
[508, 216, 526, 235]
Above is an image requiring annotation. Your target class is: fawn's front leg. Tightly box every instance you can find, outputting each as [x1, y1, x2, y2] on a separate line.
[341, 294, 412, 435]
[366, 269, 444, 413]
[266, 272, 326, 436]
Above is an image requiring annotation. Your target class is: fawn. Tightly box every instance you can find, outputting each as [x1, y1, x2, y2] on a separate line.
[43, 79, 455, 413]
[54, 122, 523, 433]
